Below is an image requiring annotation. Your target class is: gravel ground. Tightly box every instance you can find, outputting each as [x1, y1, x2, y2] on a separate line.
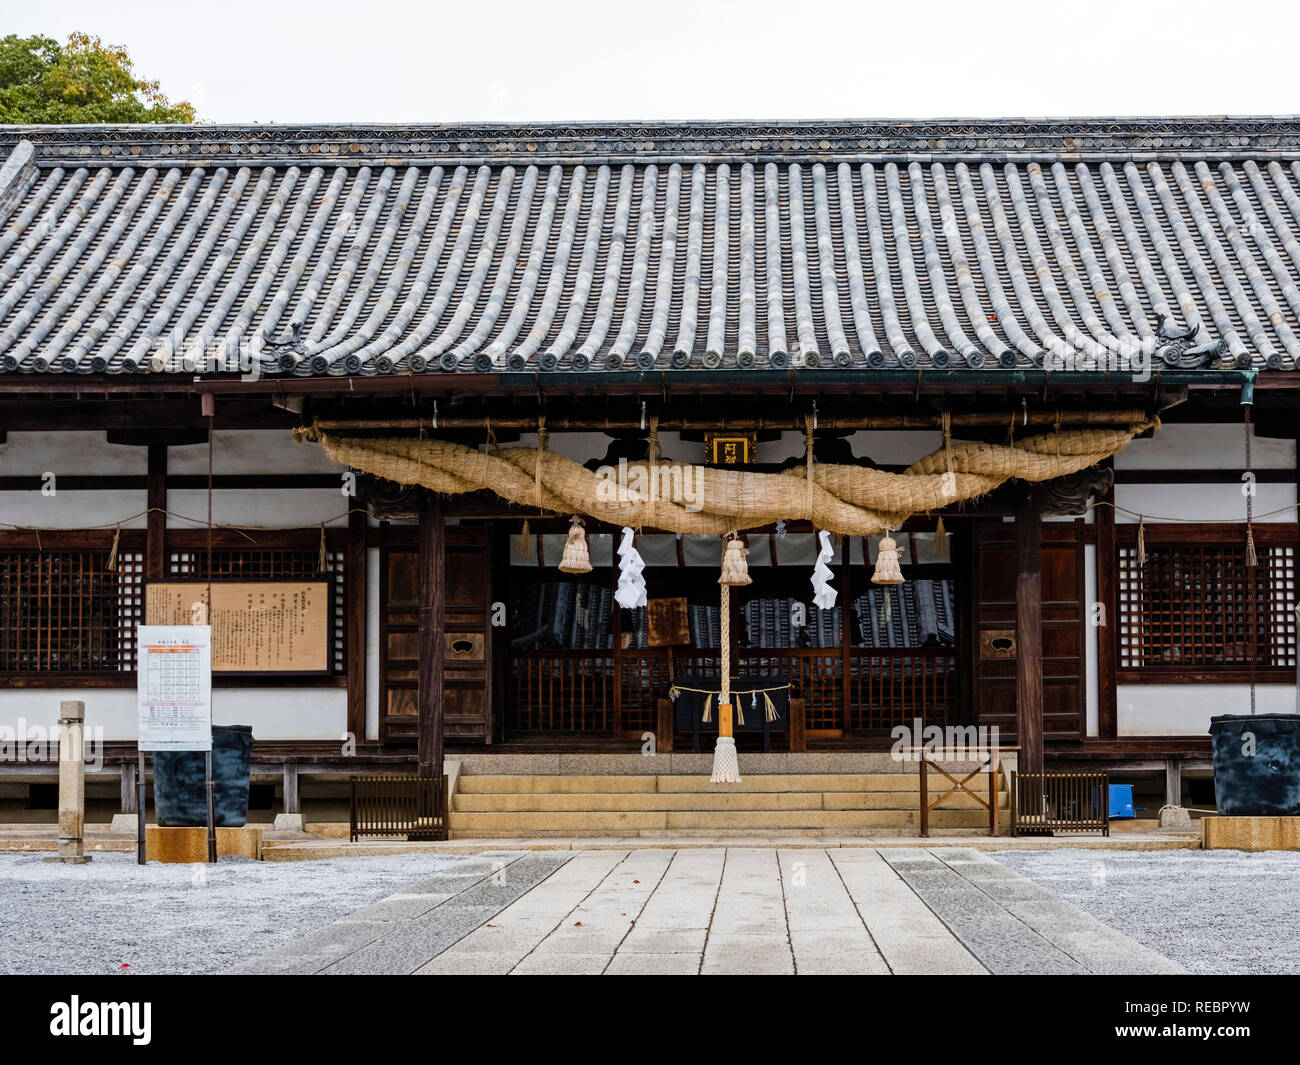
[996, 848, 1300, 975]
[0, 852, 467, 975]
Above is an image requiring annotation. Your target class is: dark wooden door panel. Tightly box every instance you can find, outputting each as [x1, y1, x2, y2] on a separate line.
[380, 525, 492, 743]
[972, 519, 1087, 743]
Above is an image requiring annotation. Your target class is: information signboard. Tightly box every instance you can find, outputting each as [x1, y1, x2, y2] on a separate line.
[136, 625, 213, 752]
[144, 581, 332, 675]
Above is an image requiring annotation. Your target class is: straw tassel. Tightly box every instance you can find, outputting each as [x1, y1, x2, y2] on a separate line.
[518, 518, 533, 556]
[718, 533, 752, 586]
[1136, 519, 1147, 567]
[872, 531, 904, 585]
[319, 523, 330, 572]
[106, 525, 120, 573]
[1246, 525, 1258, 569]
[934, 515, 949, 559]
[711, 733, 741, 783]
[558, 516, 592, 574]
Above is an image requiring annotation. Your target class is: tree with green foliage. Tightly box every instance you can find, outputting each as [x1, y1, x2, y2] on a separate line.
[0, 32, 194, 124]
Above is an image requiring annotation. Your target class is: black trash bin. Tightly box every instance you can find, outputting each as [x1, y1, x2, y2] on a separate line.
[1209, 714, 1300, 816]
[153, 725, 255, 827]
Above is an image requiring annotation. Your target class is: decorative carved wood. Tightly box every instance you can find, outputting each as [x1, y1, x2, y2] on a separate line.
[357, 474, 425, 520]
[1039, 465, 1115, 516]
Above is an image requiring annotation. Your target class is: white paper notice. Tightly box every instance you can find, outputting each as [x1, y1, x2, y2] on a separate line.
[136, 625, 213, 752]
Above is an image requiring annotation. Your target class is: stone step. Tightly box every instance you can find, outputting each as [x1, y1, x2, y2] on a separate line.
[458, 775, 659, 795]
[656, 773, 998, 794]
[453, 789, 1005, 813]
[457, 772, 997, 795]
[447, 807, 999, 835]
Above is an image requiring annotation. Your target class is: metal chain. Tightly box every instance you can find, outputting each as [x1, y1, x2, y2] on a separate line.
[1245, 405, 1257, 715]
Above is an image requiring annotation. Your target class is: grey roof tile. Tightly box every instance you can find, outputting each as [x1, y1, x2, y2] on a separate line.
[2, 120, 1300, 375]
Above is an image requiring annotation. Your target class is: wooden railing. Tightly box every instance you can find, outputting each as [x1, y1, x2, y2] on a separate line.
[848, 650, 956, 732]
[508, 646, 958, 736]
[509, 651, 616, 732]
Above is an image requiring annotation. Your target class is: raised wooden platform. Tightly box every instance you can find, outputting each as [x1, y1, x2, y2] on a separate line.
[1202, 816, 1300, 851]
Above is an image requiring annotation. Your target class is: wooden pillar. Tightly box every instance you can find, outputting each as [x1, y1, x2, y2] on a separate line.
[120, 761, 137, 814]
[1095, 471, 1118, 739]
[345, 507, 367, 742]
[48, 700, 89, 864]
[417, 493, 446, 779]
[1015, 488, 1044, 776]
[1165, 758, 1182, 808]
[283, 763, 300, 815]
[840, 546, 852, 734]
[145, 444, 167, 579]
[611, 548, 623, 735]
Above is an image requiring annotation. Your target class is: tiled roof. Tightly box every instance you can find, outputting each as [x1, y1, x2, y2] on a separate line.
[2, 119, 1300, 377]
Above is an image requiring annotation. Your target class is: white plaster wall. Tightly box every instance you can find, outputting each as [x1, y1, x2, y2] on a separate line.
[1118, 685, 1297, 736]
[0, 687, 346, 741]
[212, 689, 347, 741]
[166, 488, 350, 529]
[169, 429, 347, 476]
[0, 431, 148, 476]
[1114, 483, 1295, 524]
[1116, 423, 1295, 470]
[0, 489, 148, 528]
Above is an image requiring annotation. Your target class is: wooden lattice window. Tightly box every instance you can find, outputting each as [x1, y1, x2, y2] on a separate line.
[1117, 528, 1297, 679]
[168, 547, 347, 673]
[0, 548, 144, 673]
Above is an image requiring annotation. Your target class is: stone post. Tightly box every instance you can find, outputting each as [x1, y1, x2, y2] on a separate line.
[44, 700, 91, 864]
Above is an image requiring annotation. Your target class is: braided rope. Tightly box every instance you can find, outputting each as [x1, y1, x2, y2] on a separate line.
[720, 581, 731, 708]
[300, 420, 1155, 537]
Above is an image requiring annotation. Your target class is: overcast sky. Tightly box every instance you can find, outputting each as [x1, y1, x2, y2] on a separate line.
[7, 0, 1299, 124]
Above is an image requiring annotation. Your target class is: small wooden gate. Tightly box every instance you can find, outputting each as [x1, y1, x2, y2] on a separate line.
[350, 775, 449, 841]
[1011, 772, 1110, 836]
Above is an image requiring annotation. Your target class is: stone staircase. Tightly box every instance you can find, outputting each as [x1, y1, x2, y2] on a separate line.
[449, 767, 1009, 839]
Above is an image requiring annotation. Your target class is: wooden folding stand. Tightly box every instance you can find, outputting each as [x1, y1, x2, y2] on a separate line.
[915, 746, 1017, 838]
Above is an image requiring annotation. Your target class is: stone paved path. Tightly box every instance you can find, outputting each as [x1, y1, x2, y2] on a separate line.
[236, 847, 1183, 975]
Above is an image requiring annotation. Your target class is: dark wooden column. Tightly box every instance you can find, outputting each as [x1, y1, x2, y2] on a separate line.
[145, 444, 167, 579]
[416, 492, 446, 778]
[1095, 472, 1119, 740]
[840, 544, 852, 733]
[345, 507, 367, 743]
[1015, 487, 1044, 775]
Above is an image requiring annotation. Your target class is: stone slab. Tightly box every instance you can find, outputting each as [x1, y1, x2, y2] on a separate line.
[1202, 816, 1300, 851]
[145, 825, 262, 862]
[234, 851, 571, 975]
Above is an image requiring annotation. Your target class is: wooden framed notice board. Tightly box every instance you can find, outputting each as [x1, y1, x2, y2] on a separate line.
[144, 580, 334, 676]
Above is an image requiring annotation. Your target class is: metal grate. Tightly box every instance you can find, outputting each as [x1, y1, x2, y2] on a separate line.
[1118, 541, 1296, 671]
[350, 775, 448, 841]
[0, 549, 144, 672]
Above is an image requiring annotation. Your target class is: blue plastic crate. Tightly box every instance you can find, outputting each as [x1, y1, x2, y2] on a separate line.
[1108, 783, 1135, 819]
